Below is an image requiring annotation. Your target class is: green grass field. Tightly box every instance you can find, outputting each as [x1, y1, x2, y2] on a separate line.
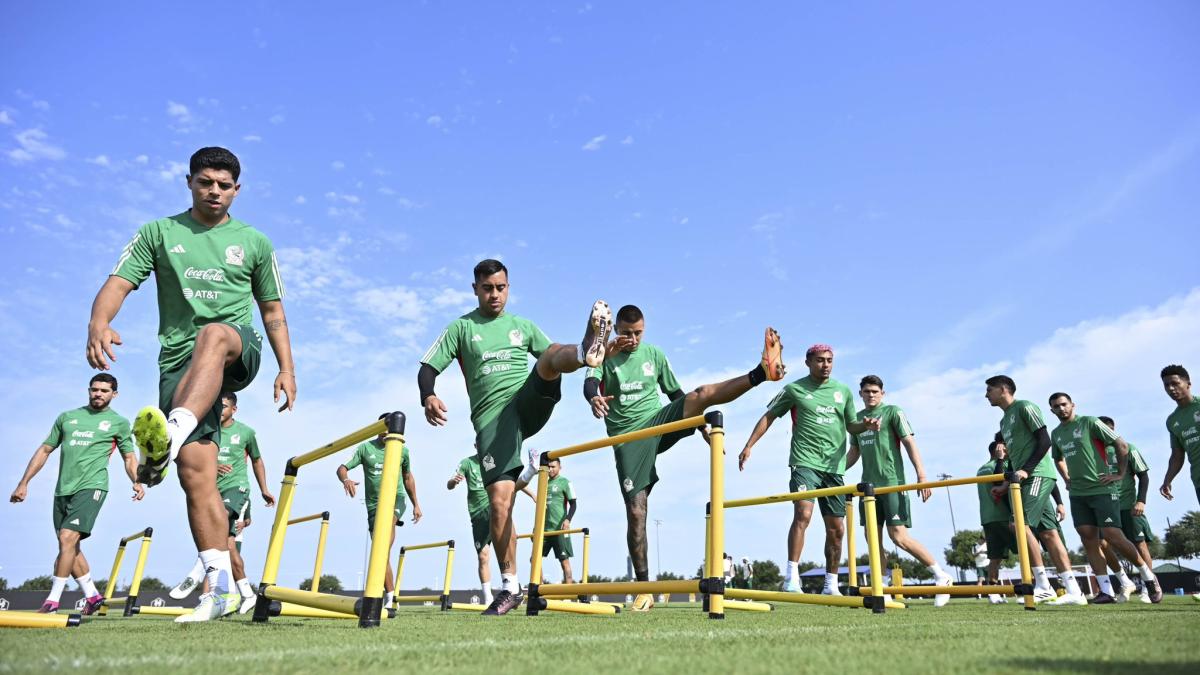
[2, 598, 1198, 674]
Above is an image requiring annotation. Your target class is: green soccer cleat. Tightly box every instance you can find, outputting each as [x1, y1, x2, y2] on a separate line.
[133, 406, 171, 487]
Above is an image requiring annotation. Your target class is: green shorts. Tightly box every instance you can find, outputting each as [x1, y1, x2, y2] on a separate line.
[789, 466, 846, 517]
[614, 398, 694, 498]
[1069, 493, 1122, 529]
[542, 533, 574, 560]
[982, 521, 1017, 559]
[158, 323, 262, 446]
[470, 508, 492, 552]
[53, 489, 108, 538]
[366, 506, 404, 532]
[1013, 476, 1059, 534]
[859, 491, 911, 529]
[475, 370, 561, 486]
[1120, 510, 1153, 543]
[221, 487, 250, 537]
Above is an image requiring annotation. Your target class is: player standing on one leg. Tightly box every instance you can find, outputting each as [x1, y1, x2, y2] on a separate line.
[845, 375, 955, 606]
[9, 374, 144, 614]
[984, 376, 1086, 605]
[448, 453, 495, 606]
[1047, 393, 1162, 603]
[1095, 416, 1156, 603]
[584, 304, 785, 611]
[977, 440, 1016, 604]
[88, 147, 296, 622]
[739, 345, 880, 596]
[419, 259, 611, 616]
[338, 415, 422, 608]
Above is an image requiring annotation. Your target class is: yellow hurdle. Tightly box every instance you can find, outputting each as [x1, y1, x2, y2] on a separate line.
[0, 611, 82, 629]
[393, 539, 457, 610]
[518, 527, 591, 600]
[255, 412, 408, 627]
[99, 527, 153, 617]
[284, 511, 332, 592]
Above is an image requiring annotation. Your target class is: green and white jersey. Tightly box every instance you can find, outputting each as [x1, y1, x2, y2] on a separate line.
[544, 474, 575, 530]
[1050, 415, 1121, 497]
[999, 400, 1056, 480]
[1166, 396, 1200, 484]
[421, 309, 552, 432]
[216, 420, 261, 493]
[976, 460, 1010, 524]
[457, 455, 489, 516]
[343, 439, 411, 514]
[850, 404, 914, 487]
[111, 211, 284, 372]
[588, 343, 682, 436]
[1110, 443, 1149, 511]
[43, 406, 134, 496]
[766, 376, 856, 473]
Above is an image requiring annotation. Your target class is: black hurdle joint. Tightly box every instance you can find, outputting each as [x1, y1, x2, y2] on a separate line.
[863, 595, 886, 613]
[252, 593, 275, 622]
[701, 577, 725, 595]
[702, 594, 710, 612]
[130, 606, 141, 615]
[847, 585, 860, 596]
[143, 527, 154, 537]
[66, 613, 82, 627]
[123, 595, 138, 617]
[856, 482, 875, 497]
[385, 411, 407, 435]
[578, 593, 589, 603]
[706, 501, 711, 515]
[285, 459, 300, 477]
[321, 511, 330, 520]
[1013, 583, 1034, 596]
[358, 596, 383, 628]
[525, 583, 543, 616]
[440, 594, 451, 611]
[448, 540, 455, 549]
[582, 528, 589, 535]
[1004, 471, 1019, 483]
[704, 410, 724, 428]
[387, 607, 397, 618]
[708, 612, 725, 620]
[399, 547, 407, 555]
[539, 451, 551, 467]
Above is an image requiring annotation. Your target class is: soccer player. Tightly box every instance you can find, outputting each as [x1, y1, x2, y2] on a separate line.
[448, 453, 495, 606]
[1047, 393, 1161, 604]
[89, 146, 295, 622]
[418, 258, 611, 615]
[338, 414, 422, 609]
[739, 345, 881, 595]
[846, 375, 955, 606]
[984, 376, 1086, 605]
[1160, 364, 1200, 506]
[168, 392, 275, 613]
[9, 374, 143, 614]
[1096, 416, 1156, 603]
[976, 440, 1015, 604]
[531, 458, 578, 585]
[584, 305, 785, 611]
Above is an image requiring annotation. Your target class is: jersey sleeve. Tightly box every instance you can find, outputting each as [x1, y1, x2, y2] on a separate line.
[115, 418, 135, 455]
[421, 321, 462, 372]
[250, 234, 284, 302]
[1087, 417, 1120, 445]
[1051, 433, 1063, 460]
[42, 413, 65, 449]
[1020, 402, 1046, 433]
[892, 407, 914, 439]
[586, 364, 603, 380]
[564, 478, 576, 500]
[342, 444, 364, 470]
[244, 429, 262, 461]
[458, 457, 470, 475]
[527, 320, 552, 358]
[840, 386, 857, 426]
[401, 446, 411, 476]
[657, 349, 682, 393]
[1129, 447, 1149, 474]
[765, 387, 794, 419]
[111, 221, 159, 289]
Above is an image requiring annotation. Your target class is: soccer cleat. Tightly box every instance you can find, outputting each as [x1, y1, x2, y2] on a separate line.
[761, 327, 785, 381]
[987, 594, 1005, 604]
[784, 578, 802, 593]
[81, 595, 105, 616]
[1192, 592, 1200, 602]
[169, 574, 201, 600]
[174, 592, 237, 623]
[133, 406, 171, 487]
[1046, 593, 1087, 606]
[933, 574, 953, 608]
[1091, 592, 1116, 605]
[580, 300, 612, 368]
[1145, 579, 1163, 604]
[37, 601, 59, 614]
[238, 593, 256, 615]
[481, 589, 523, 616]
[1117, 581, 1136, 603]
[631, 594, 655, 612]
[820, 585, 843, 597]
[1140, 589, 1153, 604]
[1033, 588, 1057, 604]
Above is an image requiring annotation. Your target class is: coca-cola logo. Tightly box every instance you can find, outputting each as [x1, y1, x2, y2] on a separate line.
[184, 267, 226, 282]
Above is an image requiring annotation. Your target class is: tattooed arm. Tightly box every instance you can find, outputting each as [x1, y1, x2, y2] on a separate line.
[257, 299, 297, 411]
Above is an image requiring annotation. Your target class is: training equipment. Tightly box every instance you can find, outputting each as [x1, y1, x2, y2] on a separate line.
[287, 511, 333, 592]
[98, 527, 154, 617]
[0, 611, 82, 629]
[516, 527, 621, 609]
[392, 539, 481, 611]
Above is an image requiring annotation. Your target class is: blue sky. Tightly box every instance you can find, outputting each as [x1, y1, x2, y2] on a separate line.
[2, 2, 1199, 592]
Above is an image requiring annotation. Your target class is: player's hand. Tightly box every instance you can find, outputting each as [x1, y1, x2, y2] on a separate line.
[918, 486, 932, 502]
[590, 395, 613, 419]
[132, 483, 145, 501]
[1133, 501, 1146, 516]
[10, 483, 28, 503]
[262, 491, 276, 507]
[863, 417, 882, 432]
[1013, 469, 1029, 482]
[411, 504, 422, 524]
[343, 479, 358, 498]
[990, 485, 1007, 500]
[235, 520, 245, 534]
[1055, 504, 1066, 522]
[216, 463, 233, 475]
[424, 395, 448, 426]
[1099, 472, 1123, 485]
[275, 371, 296, 412]
[738, 447, 751, 471]
[86, 323, 123, 370]
[700, 426, 713, 447]
[1159, 483, 1173, 500]
[606, 335, 635, 356]
[452, 472, 465, 484]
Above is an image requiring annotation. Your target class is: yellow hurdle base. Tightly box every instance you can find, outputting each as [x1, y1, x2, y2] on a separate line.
[724, 599, 773, 612]
[857, 585, 1018, 597]
[726, 588, 866, 608]
[541, 598, 620, 615]
[133, 606, 190, 617]
[0, 611, 82, 628]
[449, 603, 487, 612]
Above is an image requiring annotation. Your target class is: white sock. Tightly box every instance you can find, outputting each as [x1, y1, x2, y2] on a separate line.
[502, 573, 519, 594]
[186, 556, 205, 583]
[1097, 575, 1115, 596]
[482, 582, 494, 604]
[1033, 567, 1051, 591]
[199, 549, 231, 594]
[75, 572, 100, 598]
[1060, 571, 1082, 596]
[384, 591, 394, 606]
[166, 408, 199, 461]
[236, 578, 255, 599]
[1136, 563, 1157, 582]
[1115, 568, 1133, 586]
[47, 576, 69, 603]
[786, 561, 799, 582]
[575, 344, 586, 365]
[824, 572, 837, 588]
[929, 563, 947, 578]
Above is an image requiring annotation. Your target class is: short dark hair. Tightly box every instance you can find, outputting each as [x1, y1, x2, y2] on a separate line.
[985, 375, 1016, 394]
[473, 259, 508, 282]
[1161, 364, 1190, 382]
[987, 440, 999, 456]
[222, 391, 238, 405]
[1098, 416, 1115, 428]
[616, 305, 644, 325]
[1048, 392, 1071, 405]
[548, 457, 561, 466]
[860, 375, 884, 390]
[189, 147, 241, 181]
[994, 431, 1004, 444]
[89, 373, 118, 391]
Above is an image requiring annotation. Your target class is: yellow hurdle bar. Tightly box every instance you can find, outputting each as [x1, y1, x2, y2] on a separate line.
[362, 430, 405, 625]
[288, 512, 327, 526]
[99, 526, 153, 617]
[450, 603, 487, 612]
[1010, 481, 1036, 611]
[0, 611, 82, 629]
[401, 540, 454, 551]
[291, 419, 388, 469]
[725, 483, 859, 509]
[862, 491, 886, 610]
[726, 588, 865, 608]
[311, 515, 330, 592]
[543, 598, 619, 615]
[276, 602, 359, 620]
[539, 580, 700, 596]
[516, 528, 586, 539]
[874, 474, 1006, 495]
[707, 416, 726, 618]
[845, 495, 857, 590]
[546, 415, 708, 460]
[263, 586, 361, 616]
[858, 584, 1019, 597]
[396, 594, 442, 603]
[724, 599, 773, 612]
[892, 567, 905, 601]
[134, 606, 190, 617]
[393, 539, 457, 610]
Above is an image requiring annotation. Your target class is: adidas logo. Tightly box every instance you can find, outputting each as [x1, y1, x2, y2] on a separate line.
[892, 515, 900, 521]
[69, 518, 80, 525]
[472, 334, 483, 342]
[170, 244, 187, 254]
[1104, 517, 1114, 523]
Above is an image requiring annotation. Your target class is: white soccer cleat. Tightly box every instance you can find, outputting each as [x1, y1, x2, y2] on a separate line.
[238, 593, 257, 614]
[987, 593, 1004, 604]
[1033, 588, 1057, 604]
[1140, 588, 1153, 604]
[784, 578, 802, 594]
[174, 592, 238, 623]
[820, 585, 842, 596]
[933, 574, 953, 608]
[1046, 592, 1087, 606]
[580, 300, 612, 368]
[169, 574, 202, 600]
[1117, 582, 1136, 603]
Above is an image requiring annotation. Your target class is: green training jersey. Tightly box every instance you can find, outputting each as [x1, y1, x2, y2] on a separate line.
[1111, 443, 1149, 510]
[457, 455, 489, 516]
[976, 460, 1010, 524]
[111, 211, 284, 372]
[999, 400, 1056, 480]
[421, 309, 552, 432]
[343, 439, 411, 514]
[43, 406, 134, 496]
[766, 376, 856, 473]
[850, 403, 914, 487]
[588, 342, 682, 436]
[1050, 415, 1121, 497]
[544, 474, 575, 530]
[1166, 396, 1200, 484]
[216, 420, 261, 492]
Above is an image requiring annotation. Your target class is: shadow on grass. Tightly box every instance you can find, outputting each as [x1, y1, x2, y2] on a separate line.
[1003, 658, 1200, 674]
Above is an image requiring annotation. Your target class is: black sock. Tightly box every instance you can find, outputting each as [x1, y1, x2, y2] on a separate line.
[747, 363, 767, 386]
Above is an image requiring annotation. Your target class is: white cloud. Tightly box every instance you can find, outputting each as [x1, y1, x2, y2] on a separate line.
[0, 110, 13, 125]
[426, 115, 443, 128]
[294, 195, 307, 205]
[32, 100, 50, 111]
[87, 154, 110, 166]
[166, 100, 190, 120]
[269, 113, 285, 125]
[7, 128, 66, 162]
[158, 161, 188, 181]
[324, 191, 360, 204]
[620, 135, 634, 145]
[377, 186, 395, 196]
[750, 212, 787, 281]
[396, 197, 420, 210]
[133, 154, 149, 164]
[582, 134, 607, 151]
[331, 160, 345, 171]
[242, 134, 263, 143]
